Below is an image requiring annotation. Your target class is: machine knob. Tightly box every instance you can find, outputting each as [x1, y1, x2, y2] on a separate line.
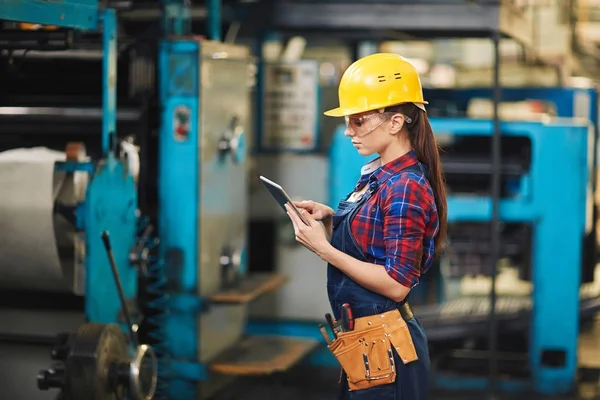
[128, 344, 158, 400]
[219, 241, 248, 289]
[217, 116, 246, 164]
[37, 367, 65, 391]
[51, 344, 70, 361]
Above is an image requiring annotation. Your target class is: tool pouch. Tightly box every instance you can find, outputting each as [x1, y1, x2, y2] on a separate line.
[353, 309, 419, 366]
[327, 309, 419, 391]
[383, 320, 419, 366]
[327, 325, 397, 391]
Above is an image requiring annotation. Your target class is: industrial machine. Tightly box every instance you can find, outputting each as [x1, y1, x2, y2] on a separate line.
[0, 1, 320, 398]
[157, 36, 320, 400]
[0, 3, 158, 400]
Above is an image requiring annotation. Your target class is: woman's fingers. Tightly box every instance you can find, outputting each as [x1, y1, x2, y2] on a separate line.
[294, 200, 316, 208]
[286, 204, 304, 230]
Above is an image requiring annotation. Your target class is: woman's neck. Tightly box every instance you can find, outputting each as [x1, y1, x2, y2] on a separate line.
[379, 140, 412, 165]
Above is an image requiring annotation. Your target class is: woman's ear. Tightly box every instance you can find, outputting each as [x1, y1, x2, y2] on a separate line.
[389, 113, 405, 135]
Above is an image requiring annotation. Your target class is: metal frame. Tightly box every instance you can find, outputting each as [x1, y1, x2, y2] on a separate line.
[0, 0, 100, 30]
[0, 3, 138, 326]
[265, 1, 532, 46]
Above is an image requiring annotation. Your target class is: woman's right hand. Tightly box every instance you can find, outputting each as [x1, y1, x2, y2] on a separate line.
[293, 200, 335, 222]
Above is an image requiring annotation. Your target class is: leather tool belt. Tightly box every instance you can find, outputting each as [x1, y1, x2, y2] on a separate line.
[327, 305, 418, 391]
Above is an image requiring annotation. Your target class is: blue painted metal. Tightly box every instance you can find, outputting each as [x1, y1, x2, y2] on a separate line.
[83, 154, 138, 324]
[101, 9, 117, 157]
[55, 161, 138, 332]
[434, 375, 532, 393]
[54, 161, 95, 174]
[0, 0, 137, 325]
[0, 0, 99, 29]
[208, 0, 222, 41]
[234, 128, 247, 163]
[0, 0, 141, 379]
[326, 117, 591, 395]
[158, 39, 202, 400]
[422, 87, 598, 127]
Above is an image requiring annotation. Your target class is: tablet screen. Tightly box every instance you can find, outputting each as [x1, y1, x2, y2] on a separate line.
[259, 176, 309, 225]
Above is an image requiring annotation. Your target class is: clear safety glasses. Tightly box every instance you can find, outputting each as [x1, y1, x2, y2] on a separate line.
[344, 110, 412, 137]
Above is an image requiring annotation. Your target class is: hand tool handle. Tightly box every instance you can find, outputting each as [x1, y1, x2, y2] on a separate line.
[325, 313, 337, 338]
[318, 324, 332, 345]
[341, 303, 354, 331]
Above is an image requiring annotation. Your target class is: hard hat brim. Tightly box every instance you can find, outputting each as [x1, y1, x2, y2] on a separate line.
[324, 102, 428, 117]
[323, 107, 347, 117]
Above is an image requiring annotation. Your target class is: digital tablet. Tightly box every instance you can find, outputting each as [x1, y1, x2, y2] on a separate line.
[259, 175, 310, 225]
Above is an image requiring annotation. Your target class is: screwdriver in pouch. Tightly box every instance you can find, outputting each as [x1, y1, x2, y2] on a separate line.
[325, 313, 337, 338]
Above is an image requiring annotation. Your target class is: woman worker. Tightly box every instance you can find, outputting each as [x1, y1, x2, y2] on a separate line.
[284, 53, 447, 399]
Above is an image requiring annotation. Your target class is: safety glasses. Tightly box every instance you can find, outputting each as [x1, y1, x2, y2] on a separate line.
[344, 110, 412, 137]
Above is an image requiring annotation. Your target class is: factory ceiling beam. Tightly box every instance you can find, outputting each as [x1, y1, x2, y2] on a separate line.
[263, 1, 533, 45]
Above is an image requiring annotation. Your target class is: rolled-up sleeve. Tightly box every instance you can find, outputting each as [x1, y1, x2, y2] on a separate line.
[382, 178, 427, 288]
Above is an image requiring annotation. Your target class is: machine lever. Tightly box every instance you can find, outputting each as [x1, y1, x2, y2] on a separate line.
[101, 231, 140, 348]
[129, 224, 155, 276]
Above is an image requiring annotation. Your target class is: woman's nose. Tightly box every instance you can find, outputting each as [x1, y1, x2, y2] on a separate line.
[344, 127, 354, 137]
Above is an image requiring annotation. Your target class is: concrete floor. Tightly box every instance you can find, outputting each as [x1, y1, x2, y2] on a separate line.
[212, 314, 600, 400]
[211, 365, 599, 400]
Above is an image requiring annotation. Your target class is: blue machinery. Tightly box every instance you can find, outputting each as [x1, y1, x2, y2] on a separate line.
[158, 24, 319, 400]
[3, 1, 600, 400]
[0, 1, 314, 400]
[0, 4, 137, 324]
[0, 2, 159, 400]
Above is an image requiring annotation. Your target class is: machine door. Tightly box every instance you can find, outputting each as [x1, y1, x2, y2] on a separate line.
[196, 42, 252, 364]
[197, 42, 250, 297]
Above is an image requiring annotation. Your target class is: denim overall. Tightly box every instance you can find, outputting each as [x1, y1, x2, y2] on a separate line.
[328, 163, 431, 400]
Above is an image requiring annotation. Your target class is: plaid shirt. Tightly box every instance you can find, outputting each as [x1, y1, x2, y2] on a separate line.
[349, 150, 439, 289]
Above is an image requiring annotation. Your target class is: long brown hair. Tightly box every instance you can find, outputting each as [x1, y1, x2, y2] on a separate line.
[386, 103, 448, 257]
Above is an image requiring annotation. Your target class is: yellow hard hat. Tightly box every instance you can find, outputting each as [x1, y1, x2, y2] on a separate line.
[324, 53, 428, 117]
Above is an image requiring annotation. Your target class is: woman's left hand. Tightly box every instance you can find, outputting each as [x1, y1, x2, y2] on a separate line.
[285, 203, 331, 257]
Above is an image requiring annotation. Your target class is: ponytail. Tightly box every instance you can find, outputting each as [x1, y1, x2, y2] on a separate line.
[387, 103, 448, 257]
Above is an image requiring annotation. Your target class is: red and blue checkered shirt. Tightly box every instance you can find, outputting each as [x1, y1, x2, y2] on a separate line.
[349, 150, 439, 289]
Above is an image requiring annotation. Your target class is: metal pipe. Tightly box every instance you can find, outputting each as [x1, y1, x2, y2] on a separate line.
[208, 0, 222, 41]
[0, 31, 71, 51]
[487, 28, 502, 398]
[0, 107, 140, 121]
[101, 9, 118, 156]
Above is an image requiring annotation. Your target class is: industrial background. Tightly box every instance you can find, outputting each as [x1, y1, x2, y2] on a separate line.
[0, 0, 599, 399]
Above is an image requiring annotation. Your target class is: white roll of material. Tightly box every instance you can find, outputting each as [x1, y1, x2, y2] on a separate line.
[0, 147, 84, 293]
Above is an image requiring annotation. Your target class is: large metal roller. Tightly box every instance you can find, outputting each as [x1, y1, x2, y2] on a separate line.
[0, 144, 89, 293]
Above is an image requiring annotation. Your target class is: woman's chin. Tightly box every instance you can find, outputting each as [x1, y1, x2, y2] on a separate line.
[356, 147, 373, 156]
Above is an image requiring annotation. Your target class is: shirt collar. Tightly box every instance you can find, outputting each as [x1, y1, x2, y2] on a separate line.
[357, 150, 420, 188]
